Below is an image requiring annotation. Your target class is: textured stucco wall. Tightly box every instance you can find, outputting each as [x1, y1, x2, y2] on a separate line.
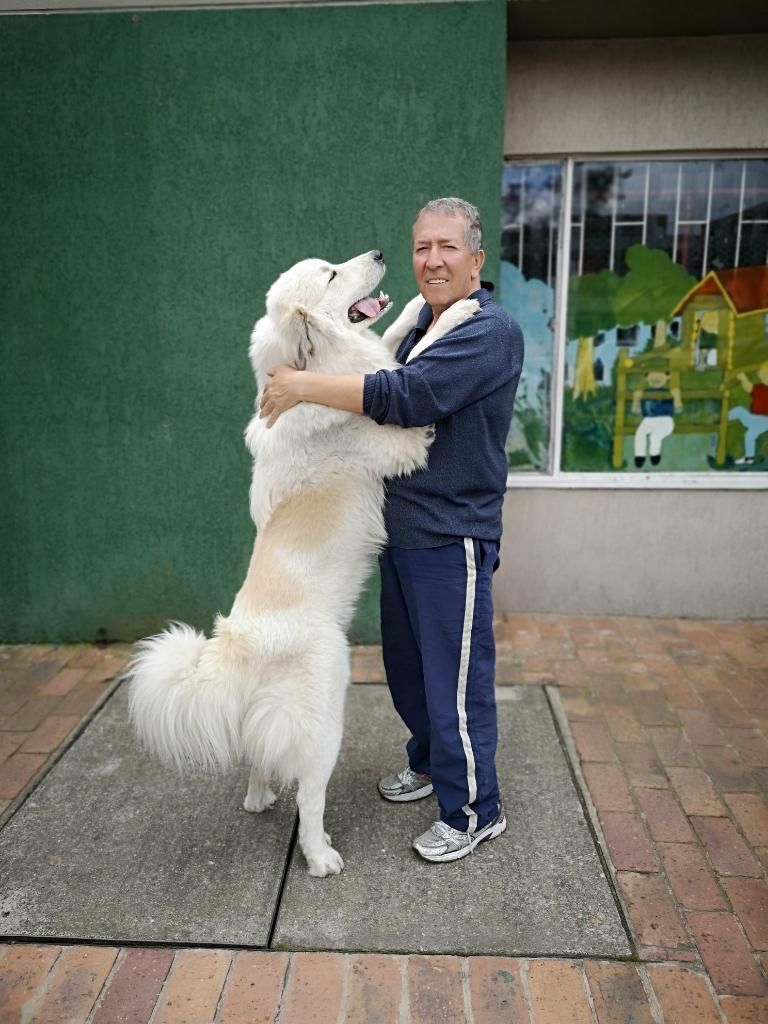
[505, 34, 768, 156]
[0, 1, 506, 643]
[495, 489, 768, 619]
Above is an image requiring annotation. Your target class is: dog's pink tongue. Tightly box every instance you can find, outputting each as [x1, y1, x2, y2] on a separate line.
[353, 297, 380, 318]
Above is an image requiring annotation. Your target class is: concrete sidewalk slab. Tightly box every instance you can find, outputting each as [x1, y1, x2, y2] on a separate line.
[0, 684, 295, 946]
[0, 681, 630, 957]
[274, 685, 631, 957]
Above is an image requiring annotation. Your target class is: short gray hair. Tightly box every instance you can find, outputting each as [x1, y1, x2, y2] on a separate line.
[413, 197, 483, 254]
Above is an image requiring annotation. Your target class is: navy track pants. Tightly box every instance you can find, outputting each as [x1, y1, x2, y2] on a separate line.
[379, 539, 500, 833]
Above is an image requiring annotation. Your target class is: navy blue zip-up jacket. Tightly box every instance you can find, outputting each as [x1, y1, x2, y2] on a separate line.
[362, 287, 524, 548]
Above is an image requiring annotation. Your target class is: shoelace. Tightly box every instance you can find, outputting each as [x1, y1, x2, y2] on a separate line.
[433, 820, 478, 855]
[431, 821, 466, 842]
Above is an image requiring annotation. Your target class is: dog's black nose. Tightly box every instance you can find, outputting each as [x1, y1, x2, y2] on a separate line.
[372, 250, 384, 262]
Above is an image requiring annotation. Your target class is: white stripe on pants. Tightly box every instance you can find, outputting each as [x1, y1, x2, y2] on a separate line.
[458, 538, 478, 833]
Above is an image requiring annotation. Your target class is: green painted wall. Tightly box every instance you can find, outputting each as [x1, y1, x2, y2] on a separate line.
[0, 1, 505, 643]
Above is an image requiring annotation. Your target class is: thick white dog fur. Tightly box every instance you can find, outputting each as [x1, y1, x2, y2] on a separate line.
[128, 251, 479, 876]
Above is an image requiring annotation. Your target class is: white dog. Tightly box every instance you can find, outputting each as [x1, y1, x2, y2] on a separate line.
[128, 250, 479, 876]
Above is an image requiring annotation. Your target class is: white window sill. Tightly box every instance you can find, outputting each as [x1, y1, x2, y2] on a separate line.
[506, 472, 768, 490]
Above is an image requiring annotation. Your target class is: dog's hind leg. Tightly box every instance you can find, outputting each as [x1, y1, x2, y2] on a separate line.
[294, 635, 348, 877]
[297, 757, 344, 877]
[243, 764, 277, 813]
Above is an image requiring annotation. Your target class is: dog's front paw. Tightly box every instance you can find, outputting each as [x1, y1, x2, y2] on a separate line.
[440, 298, 480, 331]
[395, 425, 433, 475]
[243, 787, 277, 813]
[306, 844, 344, 877]
[398, 294, 426, 328]
[381, 294, 424, 348]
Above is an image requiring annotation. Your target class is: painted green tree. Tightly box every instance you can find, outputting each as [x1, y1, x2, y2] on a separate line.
[567, 270, 621, 398]
[614, 245, 697, 348]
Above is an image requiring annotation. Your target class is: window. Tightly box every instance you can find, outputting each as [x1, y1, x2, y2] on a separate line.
[500, 162, 561, 471]
[500, 157, 768, 481]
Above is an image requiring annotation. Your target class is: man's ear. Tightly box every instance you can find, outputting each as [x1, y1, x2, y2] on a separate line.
[472, 248, 486, 280]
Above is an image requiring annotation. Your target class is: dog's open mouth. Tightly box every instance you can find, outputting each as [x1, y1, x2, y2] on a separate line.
[348, 291, 391, 324]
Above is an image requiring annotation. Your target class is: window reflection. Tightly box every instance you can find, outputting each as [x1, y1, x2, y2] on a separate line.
[569, 158, 768, 280]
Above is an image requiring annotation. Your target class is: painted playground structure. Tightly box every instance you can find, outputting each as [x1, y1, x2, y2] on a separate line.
[612, 266, 768, 468]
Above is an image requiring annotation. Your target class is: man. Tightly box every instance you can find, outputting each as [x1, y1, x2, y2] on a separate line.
[260, 197, 524, 862]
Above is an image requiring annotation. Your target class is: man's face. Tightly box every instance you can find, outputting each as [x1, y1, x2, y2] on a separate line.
[412, 211, 485, 314]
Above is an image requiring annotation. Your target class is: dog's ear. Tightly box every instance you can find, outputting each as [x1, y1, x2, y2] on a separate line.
[282, 305, 314, 370]
[295, 307, 314, 371]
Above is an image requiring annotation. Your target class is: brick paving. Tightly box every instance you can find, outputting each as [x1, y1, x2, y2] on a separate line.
[0, 615, 766, 1022]
[0, 644, 131, 818]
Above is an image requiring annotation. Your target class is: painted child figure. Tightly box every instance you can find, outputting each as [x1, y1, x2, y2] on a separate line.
[729, 362, 768, 466]
[632, 370, 683, 468]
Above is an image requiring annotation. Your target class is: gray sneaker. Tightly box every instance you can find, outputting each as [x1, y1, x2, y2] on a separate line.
[413, 806, 507, 862]
[378, 767, 433, 802]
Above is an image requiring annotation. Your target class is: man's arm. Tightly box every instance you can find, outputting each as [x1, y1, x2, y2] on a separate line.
[261, 302, 494, 427]
[259, 367, 364, 427]
[364, 313, 524, 428]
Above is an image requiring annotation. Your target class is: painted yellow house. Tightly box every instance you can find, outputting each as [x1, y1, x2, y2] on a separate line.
[670, 265, 768, 369]
[670, 266, 768, 463]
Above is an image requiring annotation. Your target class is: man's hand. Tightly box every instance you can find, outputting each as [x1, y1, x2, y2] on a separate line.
[260, 365, 304, 427]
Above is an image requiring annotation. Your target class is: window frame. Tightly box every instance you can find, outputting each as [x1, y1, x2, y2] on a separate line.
[504, 151, 768, 491]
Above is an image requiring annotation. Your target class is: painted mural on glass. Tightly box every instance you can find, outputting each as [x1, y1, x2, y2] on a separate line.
[562, 158, 768, 472]
[500, 162, 561, 470]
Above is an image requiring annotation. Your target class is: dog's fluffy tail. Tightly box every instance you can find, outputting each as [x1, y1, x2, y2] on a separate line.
[127, 621, 244, 772]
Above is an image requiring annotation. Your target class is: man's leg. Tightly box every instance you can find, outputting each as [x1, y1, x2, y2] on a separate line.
[395, 540, 500, 833]
[379, 547, 431, 774]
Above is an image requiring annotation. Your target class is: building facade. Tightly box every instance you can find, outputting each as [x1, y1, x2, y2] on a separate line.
[498, 12, 767, 617]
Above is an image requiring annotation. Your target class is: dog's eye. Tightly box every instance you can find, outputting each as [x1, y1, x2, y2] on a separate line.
[328, 270, 337, 282]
